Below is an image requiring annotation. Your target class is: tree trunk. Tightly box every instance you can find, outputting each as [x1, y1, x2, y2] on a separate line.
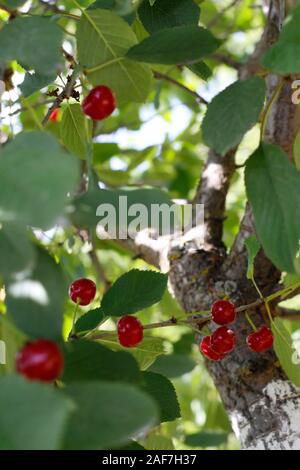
[169, 0, 300, 450]
[120, 0, 300, 449]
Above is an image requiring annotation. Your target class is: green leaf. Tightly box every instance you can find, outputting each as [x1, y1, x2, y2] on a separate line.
[0, 17, 63, 75]
[245, 143, 300, 273]
[245, 235, 260, 280]
[20, 72, 56, 97]
[138, 0, 200, 34]
[61, 104, 92, 160]
[262, 6, 300, 74]
[141, 371, 180, 422]
[3, 0, 26, 7]
[262, 42, 300, 74]
[0, 224, 36, 281]
[63, 381, 158, 449]
[202, 77, 266, 156]
[145, 433, 174, 450]
[101, 269, 168, 316]
[74, 307, 105, 334]
[0, 131, 79, 229]
[131, 336, 165, 370]
[149, 353, 196, 378]
[99, 334, 166, 370]
[62, 340, 141, 384]
[185, 431, 228, 448]
[279, 6, 300, 43]
[6, 247, 67, 340]
[173, 332, 195, 354]
[0, 375, 74, 450]
[76, 8, 152, 103]
[272, 318, 300, 387]
[188, 61, 212, 81]
[90, 0, 136, 16]
[127, 25, 220, 64]
[93, 143, 119, 164]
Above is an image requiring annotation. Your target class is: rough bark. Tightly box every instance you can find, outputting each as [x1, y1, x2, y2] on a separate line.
[113, 0, 300, 449]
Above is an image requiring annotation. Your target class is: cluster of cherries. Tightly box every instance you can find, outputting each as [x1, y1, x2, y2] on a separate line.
[15, 278, 143, 383]
[200, 300, 274, 362]
[49, 85, 116, 123]
[15, 280, 275, 383]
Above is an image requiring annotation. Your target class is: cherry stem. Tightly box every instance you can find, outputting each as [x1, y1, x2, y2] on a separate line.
[153, 70, 208, 105]
[260, 76, 285, 142]
[245, 312, 257, 331]
[71, 299, 80, 336]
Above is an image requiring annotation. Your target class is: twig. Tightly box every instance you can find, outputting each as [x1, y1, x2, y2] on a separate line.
[208, 0, 241, 28]
[2, 99, 55, 118]
[212, 53, 242, 70]
[89, 245, 111, 292]
[88, 282, 300, 341]
[42, 68, 78, 126]
[153, 70, 208, 105]
[39, 0, 80, 20]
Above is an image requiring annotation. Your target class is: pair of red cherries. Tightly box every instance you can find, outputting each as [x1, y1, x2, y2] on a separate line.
[68, 278, 143, 348]
[200, 300, 274, 362]
[16, 278, 143, 383]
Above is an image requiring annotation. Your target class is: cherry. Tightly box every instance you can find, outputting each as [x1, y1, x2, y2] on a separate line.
[69, 278, 96, 306]
[200, 336, 226, 361]
[16, 339, 64, 382]
[211, 299, 236, 325]
[49, 108, 60, 123]
[82, 85, 116, 121]
[118, 315, 144, 348]
[211, 326, 236, 355]
[247, 325, 274, 353]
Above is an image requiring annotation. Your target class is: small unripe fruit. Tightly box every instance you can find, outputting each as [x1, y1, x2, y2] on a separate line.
[49, 108, 60, 123]
[69, 278, 96, 306]
[16, 339, 64, 382]
[118, 315, 143, 348]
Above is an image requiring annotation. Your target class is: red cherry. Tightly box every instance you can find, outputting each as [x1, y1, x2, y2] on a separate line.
[117, 315, 143, 348]
[69, 278, 96, 306]
[82, 85, 116, 121]
[49, 108, 60, 123]
[211, 326, 236, 355]
[211, 300, 236, 325]
[200, 336, 226, 361]
[16, 339, 64, 382]
[247, 325, 273, 353]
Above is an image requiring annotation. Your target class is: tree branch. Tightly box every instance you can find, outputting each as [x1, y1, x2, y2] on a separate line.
[153, 70, 208, 105]
[42, 68, 78, 126]
[193, 149, 236, 247]
[207, 0, 242, 29]
[88, 244, 111, 292]
[212, 53, 242, 70]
